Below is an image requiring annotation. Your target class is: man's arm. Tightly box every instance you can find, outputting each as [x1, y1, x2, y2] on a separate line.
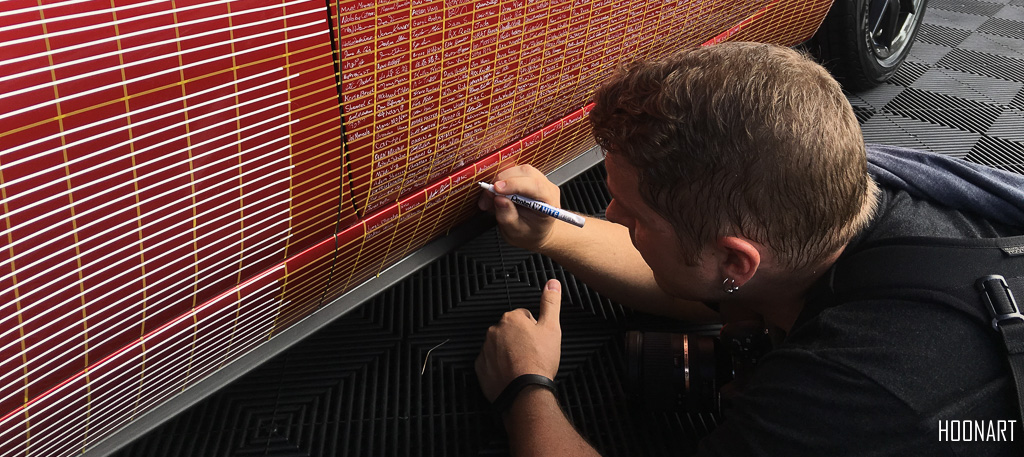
[502, 387, 600, 457]
[479, 165, 717, 322]
[475, 279, 601, 456]
[541, 213, 716, 321]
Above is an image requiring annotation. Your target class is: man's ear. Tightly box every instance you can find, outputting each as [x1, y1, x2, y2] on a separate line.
[717, 236, 761, 287]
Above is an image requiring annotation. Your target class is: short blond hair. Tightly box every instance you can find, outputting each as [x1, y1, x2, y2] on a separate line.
[590, 42, 877, 270]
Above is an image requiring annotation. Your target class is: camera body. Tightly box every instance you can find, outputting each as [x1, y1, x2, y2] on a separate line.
[625, 320, 773, 413]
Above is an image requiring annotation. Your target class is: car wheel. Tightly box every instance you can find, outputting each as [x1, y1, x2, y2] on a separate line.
[809, 0, 929, 91]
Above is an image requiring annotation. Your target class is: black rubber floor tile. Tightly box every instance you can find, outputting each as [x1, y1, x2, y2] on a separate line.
[119, 224, 705, 457]
[959, 31, 1024, 59]
[852, 105, 877, 124]
[888, 60, 931, 87]
[938, 47, 1024, 82]
[917, 22, 974, 48]
[846, 84, 906, 111]
[906, 41, 957, 65]
[987, 108, 1024, 141]
[979, 16, 1024, 39]
[966, 135, 1024, 172]
[925, 6, 998, 29]
[860, 113, 982, 157]
[931, 0, 1007, 17]
[911, 67, 1024, 105]
[995, 4, 1024, 21]
[884, 87, 1003, 133]
[1013, 87, 1024, 108]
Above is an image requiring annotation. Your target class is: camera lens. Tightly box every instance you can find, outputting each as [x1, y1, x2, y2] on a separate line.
[625, 331, 725, 413]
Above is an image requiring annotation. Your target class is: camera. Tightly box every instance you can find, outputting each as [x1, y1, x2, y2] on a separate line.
[625, 320, 773, 413]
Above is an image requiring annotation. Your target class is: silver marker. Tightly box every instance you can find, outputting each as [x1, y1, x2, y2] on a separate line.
[478, 182, 585, 228]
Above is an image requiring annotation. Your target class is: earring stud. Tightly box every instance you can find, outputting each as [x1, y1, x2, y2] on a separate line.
[722, 277, 739, 293]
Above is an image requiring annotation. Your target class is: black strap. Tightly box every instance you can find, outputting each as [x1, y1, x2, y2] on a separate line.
[492, 374, 556, 413]
[999, 320, 1024, 426]
[830, 236, 1024, 428]
[978, 275, 1024, 430]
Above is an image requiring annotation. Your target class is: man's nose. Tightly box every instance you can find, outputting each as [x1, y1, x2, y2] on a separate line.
[605, 200, 620, 223]
[605, 200, 629, 228]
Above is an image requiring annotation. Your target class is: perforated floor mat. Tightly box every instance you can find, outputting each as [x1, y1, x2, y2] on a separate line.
[112, 2, 1024, 456]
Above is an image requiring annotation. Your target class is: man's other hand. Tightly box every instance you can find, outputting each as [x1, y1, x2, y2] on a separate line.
[475, 279, 563, 402]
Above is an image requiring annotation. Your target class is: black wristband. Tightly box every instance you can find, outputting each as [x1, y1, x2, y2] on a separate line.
[492, 374, 556, 413]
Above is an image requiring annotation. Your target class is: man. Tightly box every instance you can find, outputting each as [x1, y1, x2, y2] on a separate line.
[475, 42, 1023, 455]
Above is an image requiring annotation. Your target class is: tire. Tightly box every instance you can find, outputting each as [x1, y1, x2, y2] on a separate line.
[808, 0, 929, 91]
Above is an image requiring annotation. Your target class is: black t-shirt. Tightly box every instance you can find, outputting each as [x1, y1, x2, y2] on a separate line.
[697, 185, 1024, 456]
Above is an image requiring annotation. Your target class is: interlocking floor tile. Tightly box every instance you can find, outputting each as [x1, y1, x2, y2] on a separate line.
[958, 31, 1024, 59]
[1013, 86, 1024, 108]
[988, 108, 1024, 141]
[846, 84, 906, 111]
[995, 4, 1024, 21]
[979, 16, 1024, 39]
[906, 41, 957, 65]
[861, 113, 982, 157]
[931, 0, 1006, 17]
[911, 67, 1023, 105]
[884, 87, 1003, 133]
[888, 60, 931, 87]
[938, 47, 1024, 82]
[916, 22, 974, 48]
[925, 6, 998, 29]
[967, 135, 1024, 173]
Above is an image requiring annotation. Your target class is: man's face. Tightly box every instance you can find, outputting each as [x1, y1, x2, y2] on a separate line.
[603, 154, 716, 301]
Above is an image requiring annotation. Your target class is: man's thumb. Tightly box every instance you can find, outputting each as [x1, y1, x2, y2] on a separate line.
[537, 279, 561, 327]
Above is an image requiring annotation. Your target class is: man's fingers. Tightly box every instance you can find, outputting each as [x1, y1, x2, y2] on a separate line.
[494, 163, 539, 182]
[493, 196, 519, 225]
[477, 190, 494, 211]
[498, 176, 556, 205]
[537, 279, 562, 328]
[518, 308, 535, 321]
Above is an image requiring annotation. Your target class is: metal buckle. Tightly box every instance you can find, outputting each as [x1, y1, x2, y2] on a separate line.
[977, 275, 1024, 331]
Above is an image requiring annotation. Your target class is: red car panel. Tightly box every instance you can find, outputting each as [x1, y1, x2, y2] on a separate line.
[0, 0, 833, 454]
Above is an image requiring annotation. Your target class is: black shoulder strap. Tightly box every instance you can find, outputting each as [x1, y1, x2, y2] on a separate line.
[830, 235, 1024, 303]
[977, 275, 1024, 429]
[829, 235, 1024, 426]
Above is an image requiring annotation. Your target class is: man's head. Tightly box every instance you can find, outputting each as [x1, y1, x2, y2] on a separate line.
[590, 42, 877, 274]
